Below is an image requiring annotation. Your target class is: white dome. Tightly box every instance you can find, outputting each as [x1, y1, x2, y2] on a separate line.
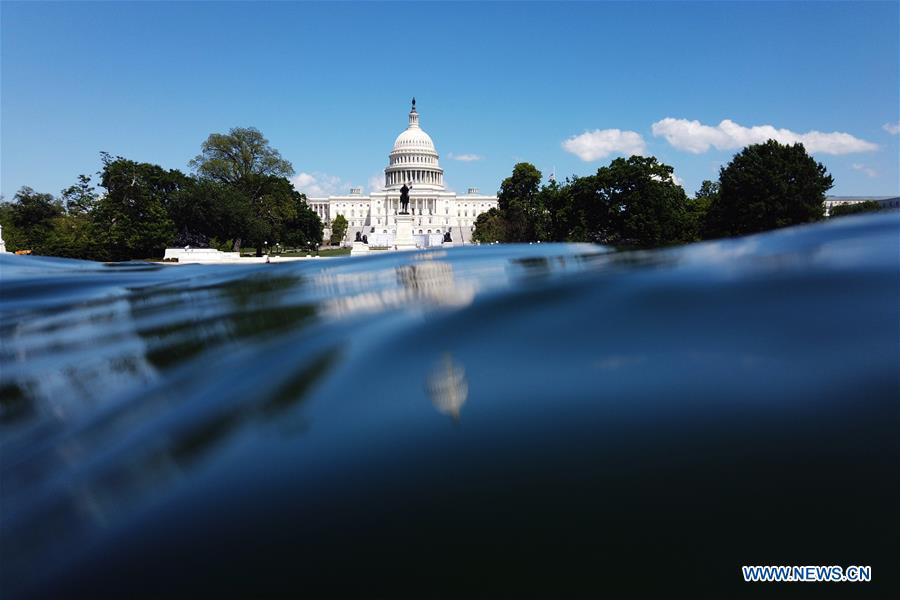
[383, 99, 445, 190]
[392, 127, 436, 153]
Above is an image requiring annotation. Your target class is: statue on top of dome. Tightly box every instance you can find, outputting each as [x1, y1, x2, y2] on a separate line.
[411, 97, 416, 110]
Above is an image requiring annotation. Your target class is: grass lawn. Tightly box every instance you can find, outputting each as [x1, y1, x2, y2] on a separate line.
[318, 247, 351, 257]
[239, 247, 351, 258]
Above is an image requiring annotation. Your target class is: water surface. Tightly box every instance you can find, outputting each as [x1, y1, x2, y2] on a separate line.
[2, 214, 898, 596]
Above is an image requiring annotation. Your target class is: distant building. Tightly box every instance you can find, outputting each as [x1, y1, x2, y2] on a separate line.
[306, 100, 497, 246]
[824, 196, 900, 216]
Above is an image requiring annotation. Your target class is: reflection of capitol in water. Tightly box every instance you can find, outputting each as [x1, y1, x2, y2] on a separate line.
[427, 354, 468, 420]
[320, 257, 477, 319]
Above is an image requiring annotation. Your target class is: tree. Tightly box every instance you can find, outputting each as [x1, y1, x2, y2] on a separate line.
[7, 187, 64, 251]
[472, 208, 506, 243]
[564, 173, 612, 244]
[282, 194, 324, 250]
[705, 140, 832, 238]
[478, 157, 692, 248]
[829, 201, 882, 217]
[237, 174, 317, 255]
[0, 203, 25, 252]
[189, 127, 296, 252]
[39, 213, 100, 260]
[95, 155, 188, 260]
[540, 179, 572, 241]
[566, 157, 692, 248]
[61, 174, 99, 215]
[330, 214, 348, 245]
[190, 127, 294, 186]
[37, 174, 104, 259]
[689, 180, 719, 240]
[497, 163, 544, 242]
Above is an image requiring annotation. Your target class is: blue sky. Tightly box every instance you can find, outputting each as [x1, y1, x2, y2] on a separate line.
[2, 1, 898, 200]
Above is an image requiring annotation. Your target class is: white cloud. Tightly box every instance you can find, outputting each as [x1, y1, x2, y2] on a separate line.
[883, 121, 900, 135]
[651, 118, 878, 155]
[447, 152, 483, 162]
[562, 129, 647, 161]
[367, 173, 384, 193]
[291, 171, 352, 197]
[852, 163, 878, 178]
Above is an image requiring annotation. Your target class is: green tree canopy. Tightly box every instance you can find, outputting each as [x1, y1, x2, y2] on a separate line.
[282, 193, 324, 250]
[565, 156, 692, 248]
[472, 208, 507, 244]
[497, 162, 545, 242]
[187, 128, 299, 253]
[829, 201, 882, 217]
[705, 140, 832, 237]
[190, 127, 294, 186]
[475, 157, 692, 248]
[688, 180, 719, 241]
[7, 187, 64, 251]
[60, 174, 100, 216]
[330, 214, 348, 245]
[95, 154, 189, 259]
[240, 174, 321, 254]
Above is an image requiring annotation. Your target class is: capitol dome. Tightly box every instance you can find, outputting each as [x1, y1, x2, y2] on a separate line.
[392, 122, 436, 152]
[384, 99, 445, 190]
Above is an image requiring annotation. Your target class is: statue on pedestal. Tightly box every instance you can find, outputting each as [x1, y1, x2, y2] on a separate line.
[355, 231, 362, 242]
[443, 230, 452, 243]
[400, 183, 411, 214]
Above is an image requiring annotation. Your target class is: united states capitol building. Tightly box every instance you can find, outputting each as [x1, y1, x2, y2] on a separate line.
[306, 100, 497, 246]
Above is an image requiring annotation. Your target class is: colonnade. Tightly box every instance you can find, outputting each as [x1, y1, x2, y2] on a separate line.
[381, 196, 441, 216]
[386, 170, 443, 186]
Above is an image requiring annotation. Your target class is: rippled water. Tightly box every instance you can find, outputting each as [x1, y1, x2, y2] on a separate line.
[2, 214, 898, 596]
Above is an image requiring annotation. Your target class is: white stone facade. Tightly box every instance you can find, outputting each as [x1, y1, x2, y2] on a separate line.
[307, 101, 497, 246]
